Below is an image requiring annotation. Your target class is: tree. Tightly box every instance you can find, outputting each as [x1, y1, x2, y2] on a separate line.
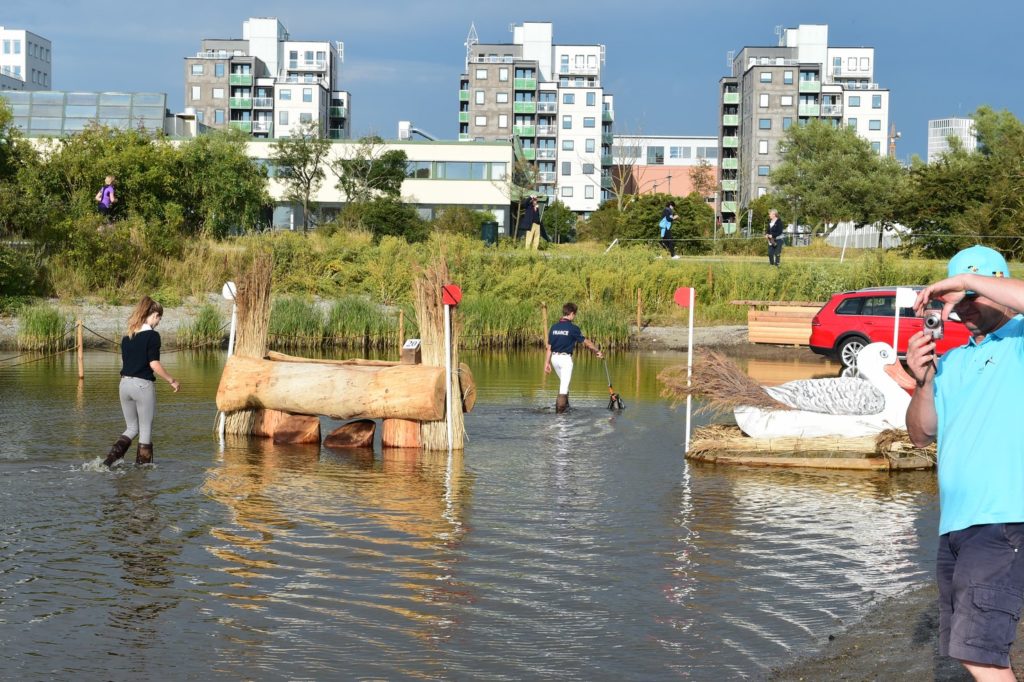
[579, 191, 712, 253]
[689, 159, 717, 199]
[341, 196, 429, 243]
[178, 128, 271, 238]
[330, 136, 407, 204]
[270, 120, 330, 231]
[492, 147, 539, 240]
[769, 119, 905, 236]
[605, 134, 645, 211]
[541, 200, 576, 243]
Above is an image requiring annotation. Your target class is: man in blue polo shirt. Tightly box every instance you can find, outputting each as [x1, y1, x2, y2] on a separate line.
[544, 302, 603, 413]
[906, 245, 1024, 680]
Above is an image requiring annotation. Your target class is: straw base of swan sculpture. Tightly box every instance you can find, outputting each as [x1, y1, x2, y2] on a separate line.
[733, 342, 916, 439]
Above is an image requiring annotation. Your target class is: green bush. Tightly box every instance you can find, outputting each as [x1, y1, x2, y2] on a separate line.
[176, 303, 224, 348]
[17, 303, 71, 352]
[0, 242, 39, 297]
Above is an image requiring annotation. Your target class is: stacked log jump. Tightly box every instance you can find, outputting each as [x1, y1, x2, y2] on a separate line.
[731, 300, 824, 346]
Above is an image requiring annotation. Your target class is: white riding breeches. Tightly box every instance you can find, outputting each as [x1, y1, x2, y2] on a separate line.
[550, 353, 574, 394]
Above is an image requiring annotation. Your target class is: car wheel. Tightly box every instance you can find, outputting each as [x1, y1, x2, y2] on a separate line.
[837, 336, 868, 368]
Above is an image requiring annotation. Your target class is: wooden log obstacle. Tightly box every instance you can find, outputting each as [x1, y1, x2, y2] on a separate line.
[731, 300, 825, 346]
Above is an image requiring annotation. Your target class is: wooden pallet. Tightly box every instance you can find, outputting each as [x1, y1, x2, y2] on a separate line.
[731, 300, 824, 346]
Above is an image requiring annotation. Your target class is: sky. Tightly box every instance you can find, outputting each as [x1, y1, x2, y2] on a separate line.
[5, 0, 1023, 161]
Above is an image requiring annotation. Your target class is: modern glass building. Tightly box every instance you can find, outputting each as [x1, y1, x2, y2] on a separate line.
[0, 90, 169, 136]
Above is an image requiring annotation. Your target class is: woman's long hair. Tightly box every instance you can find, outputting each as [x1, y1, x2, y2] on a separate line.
[126, 296, 163, 338]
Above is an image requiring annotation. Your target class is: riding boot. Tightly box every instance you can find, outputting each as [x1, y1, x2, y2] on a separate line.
[103, 435, 132, 467]
[136, 443, 153, 465]
[555, 394, 569, 413]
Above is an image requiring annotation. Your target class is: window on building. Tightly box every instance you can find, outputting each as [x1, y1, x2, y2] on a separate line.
[780, 95, 793, 106]
[300, 112, 312, 123]
[848, 118, 857, 128]
[560, 54, 569, 72]
[586, 91, 596, 106]
[561, 161, 571, 176]
[13, 40, 20, 54]
[214, 63, 225, 78]
[583, 117, 596, 128]
[758, 165, 770, 176]
[562, 139, 574, 151]
[303, 88, 312, 103]
[647, 146, 665, 165]
[872, 94, 882, 109]
[215, 110, 225, 124]
[833, 56, 842, 73]
[669, 146, 683, 159]
[494, 92, 509, 104]
[783, 70, 793, 84]
[195, 111, 204, 123]
[563, 93, 575, 105]
[1, 40, 8, 54]
[278, 111, 288, 125]
[475, 68, 487, 79]
[562, 186, 573, 197]
[783, 117, 793, 130]
[317, 50, 326, 63]
[498, 114, 508, 128]
[849, 95, 860, 107]
[760, 71, 772, 83]
[585, 185, 595, 199]
[191, 86, 201, 100]
[872, 141, 881, 153]
[191, 64, 204, 75]
[860, 57, 870, 71]
[758, 187, 768, 198]
[758, 140, 768, 154]
[582, 163, 595, 174]
[280, 89, 291, 101]
[475, 115, 487, 126]
[869, 119, 881, 130]
[498, 67, 508, 81]
[562, 115, 572, 129]
[759, 93, 769, 108]
[848, 57, 857, 71]
[758, 118, 771, 130]
[212, 87, 224, 99]
[585, 139, 595, 153]
[475, 90, 485, 105]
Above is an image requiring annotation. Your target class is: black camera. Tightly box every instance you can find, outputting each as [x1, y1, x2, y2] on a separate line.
[923, 310, 944, 340]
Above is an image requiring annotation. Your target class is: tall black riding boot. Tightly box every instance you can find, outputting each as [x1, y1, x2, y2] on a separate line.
[555, 394, 569, 414]
[103, 435, 132, 467]
[136, 443, 153, 465]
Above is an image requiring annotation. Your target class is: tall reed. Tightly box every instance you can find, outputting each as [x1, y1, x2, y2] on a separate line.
[325, 296, 399, 350]
[17, 304, 72, 352]
[176, 303, 225, 349]
[269, 296, 325, 350]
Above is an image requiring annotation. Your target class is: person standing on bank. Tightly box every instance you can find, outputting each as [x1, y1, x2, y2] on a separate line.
[905, 245, 1024, 681]
[659, 201, 679, 259]
[103, 296, 180, 467]
[544, 302, 604, 413]
[95, 175, 117, 225]
[766, 209, 784, 266]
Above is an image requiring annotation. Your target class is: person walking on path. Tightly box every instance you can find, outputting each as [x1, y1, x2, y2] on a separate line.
[103, 296, 180, 467]
[544, 302, 604, 413]
[905, 245, 1024, 681]
[95, 175, 117, 226]
[766, 209, 784, 266]
[659, 201, 679, 259]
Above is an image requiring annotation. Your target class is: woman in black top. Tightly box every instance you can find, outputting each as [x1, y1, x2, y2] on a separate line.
[103, 296, 180, 467]
[660, 201, 679, 258]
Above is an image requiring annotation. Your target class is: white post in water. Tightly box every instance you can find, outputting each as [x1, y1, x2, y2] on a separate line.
[673, 287, 696, 454]
[893, 286, 916, 354]
[218, 281, 238, 445]
[444, 302, 453, 451]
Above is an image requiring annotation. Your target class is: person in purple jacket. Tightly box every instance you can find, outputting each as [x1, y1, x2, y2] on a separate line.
[95, 175, 117, 224]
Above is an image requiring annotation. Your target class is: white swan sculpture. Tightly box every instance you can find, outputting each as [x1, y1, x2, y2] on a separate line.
[733, 342, 917, 439]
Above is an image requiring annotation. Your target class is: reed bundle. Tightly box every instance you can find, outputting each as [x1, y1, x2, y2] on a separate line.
[413, 259, 465, 451]
[658, 350, 790, 415]
[224, 252, 273, 435]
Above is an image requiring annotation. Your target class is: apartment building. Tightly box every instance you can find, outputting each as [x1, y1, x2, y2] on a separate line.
[718, 24, 890, 232]
[0, 26, 52, 90]
[611, 134, 718, 206]
[458, 21, 613, 215]
[927, 117, 977, 163]
[183, 17, 350, 140]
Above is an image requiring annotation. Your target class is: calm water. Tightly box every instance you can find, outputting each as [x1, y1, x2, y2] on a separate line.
[0, 349, 939, 680]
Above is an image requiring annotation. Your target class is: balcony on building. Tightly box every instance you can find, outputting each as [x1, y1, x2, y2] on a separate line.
[538, 171, 556, 184]
[600, 172, 613, 189]
[253, 96, 273, 108]
[601, 132, 613, 145]
[459, 89, 470, 101]
[602, 109, 614, 122]
[229, 73, 252, 86]
[798, 103, 820, 116]
[722, 114, 739, 126]
[328, 128, 346, 139]
[459, 112, 469, 123]
[720, 200, 737, 213]
[329, 106, 346, 118]
[513, 101, 537, 114]
[820, 103, 842, 116]
[722, 136, 739, 148]
[229, 97, 252, 109]
[721, 157, 738, 170]
[229, 120, 252, 133]
[723, 92, 739, 105]
[252, 120, 272, 134]
[458, 132, 471, 141]
[514, 78, 537, 90]
[537, 101, 557, 114]
[601, 153, 613, 166]
[512, 125, 535, 137]
[798, 79, 821, 93]
[521, 148, 536, 161]
[536, 124, 556, 137]
[721, 179, 737, 191]
[536, 148, 556, 160]
[721, 221, 737, 232]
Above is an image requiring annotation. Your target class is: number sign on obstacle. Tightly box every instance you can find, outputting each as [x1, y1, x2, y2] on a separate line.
[442, 284, 463, 306]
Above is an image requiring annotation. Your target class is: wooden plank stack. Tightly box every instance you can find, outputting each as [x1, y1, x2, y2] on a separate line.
[731, 300, 825, 346]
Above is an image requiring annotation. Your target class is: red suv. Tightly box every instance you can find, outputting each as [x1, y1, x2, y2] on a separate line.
[809, 286, 972, 367]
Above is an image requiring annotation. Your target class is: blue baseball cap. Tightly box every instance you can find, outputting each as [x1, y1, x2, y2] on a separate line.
[947, 245, 1010, 280]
